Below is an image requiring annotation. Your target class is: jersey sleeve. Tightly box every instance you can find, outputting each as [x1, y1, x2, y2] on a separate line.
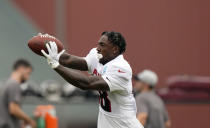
[102, 64, 132, 92]
[84, 48, 98, 74]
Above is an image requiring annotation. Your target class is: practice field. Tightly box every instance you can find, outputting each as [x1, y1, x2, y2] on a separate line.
[0, 0, 210, 128]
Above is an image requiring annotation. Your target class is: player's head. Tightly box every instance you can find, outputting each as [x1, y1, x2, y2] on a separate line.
[97, 31, 126, 64]
[134, 69, 158, 92]
[12, 59, 33, 83]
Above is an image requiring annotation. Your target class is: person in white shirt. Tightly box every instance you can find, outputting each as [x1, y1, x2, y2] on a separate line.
[41, 31, 143, 128]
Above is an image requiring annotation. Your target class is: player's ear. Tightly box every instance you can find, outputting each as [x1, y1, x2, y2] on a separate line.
[113, 45, 119, 54]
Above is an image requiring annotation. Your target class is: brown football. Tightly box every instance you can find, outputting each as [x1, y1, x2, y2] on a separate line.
[28, 34, 64, 56]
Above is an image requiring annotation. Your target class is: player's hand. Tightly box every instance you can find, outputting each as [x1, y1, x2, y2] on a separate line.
[28, 119, 37, 128]
[24, 119, 37, 128]
[41, 41, 65, 69]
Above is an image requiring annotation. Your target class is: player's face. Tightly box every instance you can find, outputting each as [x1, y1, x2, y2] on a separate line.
[134, 81, 145, 92]
[97, 35, 116, 64]
[19, 67, 32, 83]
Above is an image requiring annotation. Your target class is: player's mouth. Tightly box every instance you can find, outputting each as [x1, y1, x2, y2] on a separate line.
[97, 52, 103, 60]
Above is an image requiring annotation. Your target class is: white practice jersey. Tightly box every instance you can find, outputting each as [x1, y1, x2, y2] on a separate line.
[85, 48, 143, 128]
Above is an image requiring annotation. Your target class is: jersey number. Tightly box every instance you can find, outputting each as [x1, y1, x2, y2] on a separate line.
[99, 91, 111, 112]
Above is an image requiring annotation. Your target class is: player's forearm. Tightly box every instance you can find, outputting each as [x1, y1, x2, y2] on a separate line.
[59, 53, 72, 66]
[59, 53, 88, 71]
[10, 103, 32, 123]
[137, 113, 147, 126]
[55, 65, 93, 90]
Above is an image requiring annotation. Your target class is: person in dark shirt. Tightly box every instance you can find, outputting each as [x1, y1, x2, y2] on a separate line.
[0, 59, 36, 128]
[134, 69, 171, 128]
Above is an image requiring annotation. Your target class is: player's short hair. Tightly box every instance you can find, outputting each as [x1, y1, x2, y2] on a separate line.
[13, 59, 33, 71]
[102, 31, 126, 54]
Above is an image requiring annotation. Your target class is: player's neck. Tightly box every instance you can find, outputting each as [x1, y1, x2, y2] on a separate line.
[102, 54, 120, 65]
[10, 71, 21, 84]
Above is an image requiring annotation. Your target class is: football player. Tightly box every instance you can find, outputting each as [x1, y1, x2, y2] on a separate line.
[41, 31, 143, 128]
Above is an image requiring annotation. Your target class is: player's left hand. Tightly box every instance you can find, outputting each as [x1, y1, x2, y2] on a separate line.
[41, 41, 65, 69]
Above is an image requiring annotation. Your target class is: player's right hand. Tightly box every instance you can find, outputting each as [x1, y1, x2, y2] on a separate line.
[41, 41, 65, 69]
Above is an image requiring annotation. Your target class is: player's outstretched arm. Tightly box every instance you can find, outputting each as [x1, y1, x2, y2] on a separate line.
[41, 42, 109, 91]
[55, 65, 110, 91]
[59, 53, 88, 71]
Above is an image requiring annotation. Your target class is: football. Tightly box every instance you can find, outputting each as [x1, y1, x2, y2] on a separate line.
[28, 34, 64, 56]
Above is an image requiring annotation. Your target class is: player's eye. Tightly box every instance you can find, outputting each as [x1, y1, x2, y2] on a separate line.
[99, 42, 105, 47]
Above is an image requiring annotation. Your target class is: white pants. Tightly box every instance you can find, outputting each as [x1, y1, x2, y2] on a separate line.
[97, 111, 144, 128]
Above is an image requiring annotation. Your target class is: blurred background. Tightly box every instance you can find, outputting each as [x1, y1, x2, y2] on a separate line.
[0, 0, 210, 128]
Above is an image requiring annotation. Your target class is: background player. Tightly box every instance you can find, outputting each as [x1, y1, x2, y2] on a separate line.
[0, 59, 36, 128]
[41, 31, 143, 128]
[134, 70, 171, 128]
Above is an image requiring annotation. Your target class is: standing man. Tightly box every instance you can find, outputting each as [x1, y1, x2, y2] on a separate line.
[0, 59, 36, 128]
[41, 31, 143, 128]
[134, 70, 171, 128]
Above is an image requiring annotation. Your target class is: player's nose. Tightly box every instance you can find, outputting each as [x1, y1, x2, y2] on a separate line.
[96, 47, 101, 53]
